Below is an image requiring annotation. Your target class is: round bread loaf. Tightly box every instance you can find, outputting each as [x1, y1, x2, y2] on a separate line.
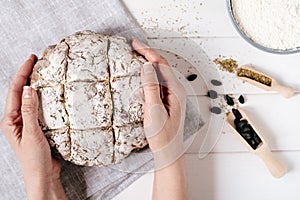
[30, 30, 147, 166]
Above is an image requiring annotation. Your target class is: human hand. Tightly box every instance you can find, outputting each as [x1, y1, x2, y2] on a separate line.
[0, 55, 67, 200]
[132, 39, 187, 167]
[132, 39, 188, 199]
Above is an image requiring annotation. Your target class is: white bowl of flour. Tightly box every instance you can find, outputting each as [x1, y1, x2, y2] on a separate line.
[227, 0, 300, 54]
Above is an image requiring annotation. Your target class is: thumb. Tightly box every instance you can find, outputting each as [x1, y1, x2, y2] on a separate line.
[141, 62, 163, 105]
[21, 86, 41, 133]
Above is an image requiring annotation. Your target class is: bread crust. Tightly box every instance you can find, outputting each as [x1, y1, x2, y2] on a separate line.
[31, 30, 146, 166]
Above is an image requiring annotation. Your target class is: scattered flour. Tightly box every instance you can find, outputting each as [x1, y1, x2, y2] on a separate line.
[232, 0, 300, 50]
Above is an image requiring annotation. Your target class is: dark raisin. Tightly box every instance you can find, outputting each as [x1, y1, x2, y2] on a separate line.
[186, 74, 197, 81]
[224, 94, 234, 106]
[207, 90, 218, 99]
[238, 95, 245, 104]
[211, 79, 222, 86]
[210, 107, 222, 114]
[241, 124, 252, 133]
[232, 108, 243, 120]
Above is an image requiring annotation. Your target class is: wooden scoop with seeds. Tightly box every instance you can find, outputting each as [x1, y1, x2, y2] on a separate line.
[227, 108, 286, 178]
[237, 66, 295, 98]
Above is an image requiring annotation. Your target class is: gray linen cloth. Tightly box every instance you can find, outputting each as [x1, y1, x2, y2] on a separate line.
[0, 1, 203, 199]
[0, 1, 151, 199]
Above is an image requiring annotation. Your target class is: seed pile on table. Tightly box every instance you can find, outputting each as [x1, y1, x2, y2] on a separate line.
[213, 57, 238, 73]
[232, 109, 262, 150]
[237, 68, 272, 86]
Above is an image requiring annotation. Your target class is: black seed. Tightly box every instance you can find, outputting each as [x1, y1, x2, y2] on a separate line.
[253, 133, 262, 145]
[241, 131, 253, 140]
[231, 107, 262, 149]
[240, 124, 255, 140]
[241, 125, 251, 133]
[236, 119, 248, 132]
[210, 107, 222, 114]
[231, 108, 262, 150]
[187, 74, 197, 81]
[224, 94, 234, 106]
[248, 139, 258, 149]
[238, 95, 245, 104]
[207, 90, 218, 99]
[232, 108, 243, 120]
[234, 118, 241, 127]
[211, 79, 222, 86]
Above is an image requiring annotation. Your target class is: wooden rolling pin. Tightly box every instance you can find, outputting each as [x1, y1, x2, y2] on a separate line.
[237, 66, 295, 98]
[227, 108, 287, 178]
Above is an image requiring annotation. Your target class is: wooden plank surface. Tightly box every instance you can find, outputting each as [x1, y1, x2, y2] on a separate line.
[186, 94, 300, 153]
[148, 38, 300, 95]
[185, 152, 300, 200]
[124, 0, 238, 37]
[114, 152, 300, 200]
[117, 0, 300, 199]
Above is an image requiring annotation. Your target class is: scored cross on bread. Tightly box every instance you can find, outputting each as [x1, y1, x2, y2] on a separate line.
[30, 30, 148, 166]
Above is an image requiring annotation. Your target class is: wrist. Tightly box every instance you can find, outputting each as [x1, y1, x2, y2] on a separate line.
[24, 177, 67, 200]
[48, 178, 68, 200]
[152, 130, 184, 170]
[153, 155, 188, 200]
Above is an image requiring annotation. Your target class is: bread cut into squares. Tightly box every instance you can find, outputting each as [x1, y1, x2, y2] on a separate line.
[37, 84, 68, 130]
[44, 127, 70, 160]
[66, 31, 109, 82]
[31, 30, 147, 166]
[108, 36, 144, 78]
[31, 42, 69, 88]
[69, 128, 114, 166]
[65, 81, 112, 129]
[111, 75, 144, 126]
[114, 124, 147, 163]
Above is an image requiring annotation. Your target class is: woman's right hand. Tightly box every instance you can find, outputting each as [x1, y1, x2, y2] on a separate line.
[132, 38, 187, 167]
[132, 38, 188, 200]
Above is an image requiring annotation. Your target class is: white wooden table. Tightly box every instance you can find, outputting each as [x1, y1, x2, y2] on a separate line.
[114, 0, 300, 199]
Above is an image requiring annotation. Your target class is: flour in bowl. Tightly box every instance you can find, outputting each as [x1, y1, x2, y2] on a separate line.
[232, 0, 300, 50]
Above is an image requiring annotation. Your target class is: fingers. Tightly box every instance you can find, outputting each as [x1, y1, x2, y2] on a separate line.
[132, 38, 178, 84]
[134, 39, 186, 111]
[21, 86, 41, 134]
[132, 38, 169, 65]
[5, 55, 37, 115]
[155, 63, 181, 84]
[141, 62, 163, 105]
[141, 63, 169, 148]
[144, 104, 168, 139]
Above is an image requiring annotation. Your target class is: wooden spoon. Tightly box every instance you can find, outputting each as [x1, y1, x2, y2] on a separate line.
[227, 109, 286, 178]
[237, 66, 295, 98]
